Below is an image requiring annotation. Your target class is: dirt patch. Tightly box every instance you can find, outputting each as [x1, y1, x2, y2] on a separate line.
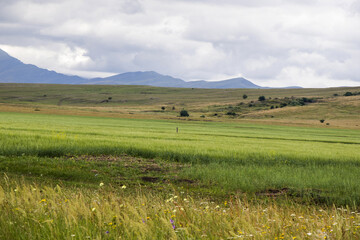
[256, 188, 289, 196]
[65, 154, 189, 176]
[141, 176, 160, 182]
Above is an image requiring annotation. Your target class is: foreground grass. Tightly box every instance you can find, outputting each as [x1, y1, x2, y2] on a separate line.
[1, 178, 359, 240]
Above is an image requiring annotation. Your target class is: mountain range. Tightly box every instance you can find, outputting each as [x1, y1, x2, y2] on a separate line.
[0, 48, 266, 88]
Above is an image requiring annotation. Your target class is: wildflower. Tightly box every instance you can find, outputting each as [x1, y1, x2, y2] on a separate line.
[105, 231, 109, 234]
[215, 205, 220, 209]
[91, 208, 96, 212]
[40, 199, 47, 203]
[307, 233, 312, 236]
[99, 182, 104, 187]
[170, 219, 176, 230]
[14, 188, 18, 192]
[121, 185, 126, 189]
[71, 234, 75, 237]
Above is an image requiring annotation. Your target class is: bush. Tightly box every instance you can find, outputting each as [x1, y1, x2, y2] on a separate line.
[258, 96, 266, 101]
[226, 111, 236, 116]
[270, 106, 274, 109]
[280, 103, 287, 108]
[243, 94, 248, 99]
[179, 110, 189, 117]
[161, 106, 165, 111]
[344, 92, 353, 96]
[320, 119, 325, 123]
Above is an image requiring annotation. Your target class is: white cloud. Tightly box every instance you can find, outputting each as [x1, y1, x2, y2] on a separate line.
[0, 0, 359, 87]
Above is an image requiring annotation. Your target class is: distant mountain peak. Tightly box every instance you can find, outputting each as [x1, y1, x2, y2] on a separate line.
[0, 48, 266, 88]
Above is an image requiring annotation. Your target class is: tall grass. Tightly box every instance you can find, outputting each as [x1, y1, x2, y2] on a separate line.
[0, 178, 359, 240]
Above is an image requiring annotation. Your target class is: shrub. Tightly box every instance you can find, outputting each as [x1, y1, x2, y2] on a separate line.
[226, 111, 236, 116]
[200, 115, 205, 118]
[344, 92, 353, 96]
[179, 110, 189, 117]
[172, 106, 175, 110]
[320, 119, 325, 123]
[242, 94, 248, 99]
[280, 103, 287, 108]
[270, 106, 274, 109]
[258, 96, 266, 101]
[161, 106, 165, 111]
[108, 97, 112, 100]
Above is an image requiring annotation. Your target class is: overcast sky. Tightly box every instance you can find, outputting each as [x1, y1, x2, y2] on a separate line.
[0, 0, 359, 87]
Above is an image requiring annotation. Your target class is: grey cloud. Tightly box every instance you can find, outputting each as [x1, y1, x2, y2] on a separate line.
[0, 0, 359, 87]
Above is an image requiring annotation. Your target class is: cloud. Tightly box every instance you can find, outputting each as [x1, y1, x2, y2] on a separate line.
[0, 0, 359, 87]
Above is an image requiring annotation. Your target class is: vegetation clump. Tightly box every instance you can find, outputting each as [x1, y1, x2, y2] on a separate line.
[179, 109, 189, 117]
[344, 91, 360, 96]
[258, 96, 266, 101]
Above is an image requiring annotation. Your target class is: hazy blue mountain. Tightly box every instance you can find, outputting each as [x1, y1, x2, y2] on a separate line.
[0, 48, 266, 88]
[0, 49, 85, 84]
[89, 71, 186, 87]
[186, 78, 260, 89]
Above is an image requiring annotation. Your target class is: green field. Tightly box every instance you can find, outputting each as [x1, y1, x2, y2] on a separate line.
[1, 111, 359, 205]
[0, 84, 360, 239]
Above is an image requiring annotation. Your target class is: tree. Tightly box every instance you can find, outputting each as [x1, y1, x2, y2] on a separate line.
[258, 96, 266, 101]
[161, 106, 165, 111]
[242, 94, 248, 99]
[179, 109, 189, 117]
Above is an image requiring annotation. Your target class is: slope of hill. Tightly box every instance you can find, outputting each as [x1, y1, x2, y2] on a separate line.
[0, 49, 86, 84]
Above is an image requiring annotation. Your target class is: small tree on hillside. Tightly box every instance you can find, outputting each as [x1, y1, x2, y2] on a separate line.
[179, 109, 189, 117]
[258, 96, 266, 101]
[242, 94, 248, 99]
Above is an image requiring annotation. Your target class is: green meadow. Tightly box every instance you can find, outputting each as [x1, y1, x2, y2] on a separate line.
[1, 112, 359, 205]
[1, 84, 360, 239]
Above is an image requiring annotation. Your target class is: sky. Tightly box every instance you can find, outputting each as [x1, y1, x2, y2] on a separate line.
[0, 0, 359, 88]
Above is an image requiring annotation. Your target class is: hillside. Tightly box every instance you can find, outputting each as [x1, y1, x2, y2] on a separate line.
[0, 83, 359, 129]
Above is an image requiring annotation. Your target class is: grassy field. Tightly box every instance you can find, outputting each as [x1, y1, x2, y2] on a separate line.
[0, 84, 360, 239]
[0, 83, 359, 129]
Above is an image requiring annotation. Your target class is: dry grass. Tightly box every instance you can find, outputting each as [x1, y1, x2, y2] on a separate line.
[1, 178, 359, 239]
